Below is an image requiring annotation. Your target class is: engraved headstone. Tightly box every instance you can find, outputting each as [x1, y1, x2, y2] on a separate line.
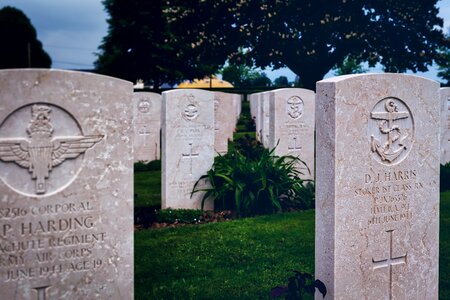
[441, 87, 450, 165]
[315, 74, 439, 299]
[214, 92, 236, 155]
[162, 89, 214, 209]
[0, 69, 134, 299]
[268, 88, 315, 179]
[133, 92, 161, 162]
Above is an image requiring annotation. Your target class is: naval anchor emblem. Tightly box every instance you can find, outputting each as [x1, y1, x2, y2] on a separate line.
[0, 104, 103, 195]
[369, 98, 414, 165]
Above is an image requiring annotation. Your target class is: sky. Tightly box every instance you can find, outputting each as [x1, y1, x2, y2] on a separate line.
[1, 0, 450, 83]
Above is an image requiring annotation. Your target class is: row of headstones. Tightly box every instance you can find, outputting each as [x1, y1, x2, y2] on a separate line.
[248, 88, 315, 180]
[133, 90, 242, 162]
[0, 69, 448, 298]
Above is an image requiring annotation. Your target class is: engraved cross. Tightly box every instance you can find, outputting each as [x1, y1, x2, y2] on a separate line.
[372, 229, 407, 300]
[288, 137, 302, 152]
[138, 125, 151, 146]
[34, 285, 50, 300]
[182, 143, 199, 175]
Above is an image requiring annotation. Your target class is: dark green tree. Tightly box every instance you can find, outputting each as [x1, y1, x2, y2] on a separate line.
[333, 55, 367, 76]
[0, 6, 51, 69]
[167, 0, 447, 89]
[273, 76, 289, 87]
[96, 0, 238, 86]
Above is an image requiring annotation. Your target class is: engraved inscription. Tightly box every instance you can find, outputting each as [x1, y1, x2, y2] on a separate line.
[286, 96, 304, 119]
[137, 98, 151, 114]
[369, 98, 414, 165]
[0, 104, 103, 195]
[0, 201, 106, 283]
[372, 229, 407, 300]
[182, 94, 199, 121]
[138, 125, 151, 146]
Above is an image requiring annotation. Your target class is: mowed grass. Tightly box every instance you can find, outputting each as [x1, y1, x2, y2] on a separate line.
[134, 170, 161, 208]
[135, 210, 315, 300]
[134, 191, 450, 299]
[440, 191, 450, 300]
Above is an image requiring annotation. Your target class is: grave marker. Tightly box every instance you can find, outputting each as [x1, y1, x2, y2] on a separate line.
[133, 92, 161, 162]
[214, 92, 236, 155]
[162, 89, 214, 210]
[268, 88, 315, 179]
[441, 87, 450, 165]
[0, 69, 134, 299]
[315, 74, 439, 299]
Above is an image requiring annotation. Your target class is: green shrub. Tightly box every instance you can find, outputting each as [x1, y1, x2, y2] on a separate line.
[193, 138, 314, 217]
[442, 163, 450, 192]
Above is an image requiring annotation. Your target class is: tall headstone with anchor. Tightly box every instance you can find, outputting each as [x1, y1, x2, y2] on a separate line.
[161, 89, 214, 209]
[0, 69, 134, 299]
[315, 74, 439, 299]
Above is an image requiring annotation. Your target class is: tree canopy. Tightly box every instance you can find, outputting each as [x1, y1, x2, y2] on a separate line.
[97, 0, 447, 89]
[0, 6, 51, 69]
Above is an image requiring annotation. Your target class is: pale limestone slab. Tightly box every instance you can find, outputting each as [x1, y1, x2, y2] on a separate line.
[133, 92, 161, 162]
[214, 92, 236, 155]
[249, 93, 258, 119]
[268, 88, 315, 180]
[261, 92, 271, 148]
[162, 89, 214, 210]
[0, 69, 134, 299]
[441, 87, 450, 165]
[254, 93, 263, 142]
[315, 74, 439, 300]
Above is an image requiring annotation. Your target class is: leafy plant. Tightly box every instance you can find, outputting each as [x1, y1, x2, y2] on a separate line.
[193, 137, 314, 217]
[271, 271, 327, 300]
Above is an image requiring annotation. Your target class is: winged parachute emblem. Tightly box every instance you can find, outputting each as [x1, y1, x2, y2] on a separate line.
[0, 104, 103, 194]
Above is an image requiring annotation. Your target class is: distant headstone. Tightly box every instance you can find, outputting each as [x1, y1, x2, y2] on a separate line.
[162, 89, 214, 209]
[441, 87, 450, 165]
[260, 92, 271, 148]
[268, 88, 315, 179]
[133, 92, 161, 162]
[315, 74, 439, 299]
[214, 92, 236, 155]
[0, 69, 134, 299]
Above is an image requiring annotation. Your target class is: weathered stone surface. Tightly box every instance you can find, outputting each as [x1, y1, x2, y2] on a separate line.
[268, 88, 315, 179]
[162, 89, 214, 210]
[315, 74, 439, 299]
[441, 87, 450, 165]
[133, 92, 161, 162]
[0, 69, 134, 299]
[260, 92, 271, 148]
[214, 92, 236, 155]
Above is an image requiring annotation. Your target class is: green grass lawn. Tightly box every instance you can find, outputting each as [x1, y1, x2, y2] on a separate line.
[135, 191, 450, 299]
[134, 170, 161, 207]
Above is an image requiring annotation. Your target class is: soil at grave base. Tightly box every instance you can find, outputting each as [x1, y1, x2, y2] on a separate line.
[134, 207, 235, 230]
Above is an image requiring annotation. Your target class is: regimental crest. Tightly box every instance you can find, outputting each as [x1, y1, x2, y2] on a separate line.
[369, 98, 414, 165]
[0, 104, 103, 195]
[182, 94, 199, 121]
[286, 96, 304, 119]
[137, 98, 151, 114]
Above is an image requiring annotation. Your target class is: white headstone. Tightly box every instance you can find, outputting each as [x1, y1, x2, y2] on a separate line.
[214, 92, 236, 155]
[441, 87, 450, 165]
[162, 89, 214, 210]
[260, 92, 271, 148]
[268, 88, 315, 179]
[315, 74, 440, 299]
[133, 92, 161, 162]
[0, 69, 134, 299]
